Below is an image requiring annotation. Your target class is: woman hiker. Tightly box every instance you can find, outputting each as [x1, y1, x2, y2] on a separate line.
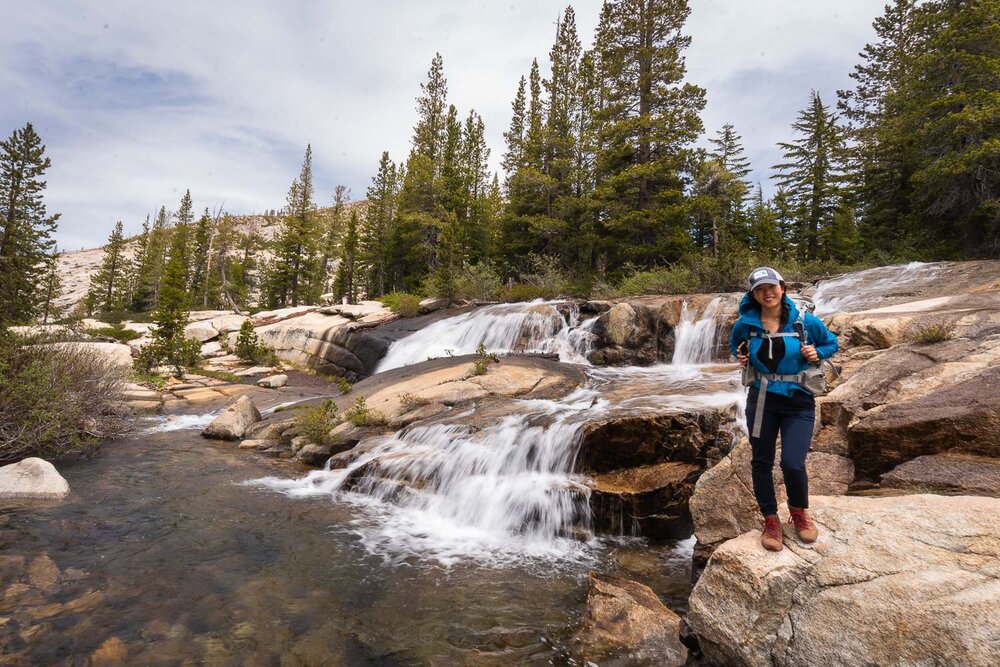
[728, 267, 838, 551]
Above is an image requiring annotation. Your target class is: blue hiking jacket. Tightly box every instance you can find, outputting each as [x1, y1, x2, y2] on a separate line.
[728, 294, 838, 397]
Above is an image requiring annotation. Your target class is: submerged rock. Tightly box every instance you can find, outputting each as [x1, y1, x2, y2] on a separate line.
[202, 396, 261, 440]
[574, 572, 687, 666]
[0, 458, 70, 499]
[687, 494, 1000, 667]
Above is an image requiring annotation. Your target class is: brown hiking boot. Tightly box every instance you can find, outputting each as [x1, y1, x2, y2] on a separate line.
[789, 507, 818, 543]
[761, 514, 783, 551]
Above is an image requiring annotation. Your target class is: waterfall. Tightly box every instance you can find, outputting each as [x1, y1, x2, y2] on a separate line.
[254, 388, 607, 563]
[671, 297, 723, 365]
[376, 300, 598, 372]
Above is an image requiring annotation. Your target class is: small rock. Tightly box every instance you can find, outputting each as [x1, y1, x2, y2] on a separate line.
[200, 341, 224, 358]
[126, 400, 162, 413]
[290, 435, 310, 455]
[418, 297, 450, 313]
[235, 366, 280, 377]
[256, 374, 288, 389]
[0, 458, 70, 499]
[90, 636, 128, 666]
[238, 439, 278, 450]
[184, 321, 219, 343]
[202, 396, 262, 440]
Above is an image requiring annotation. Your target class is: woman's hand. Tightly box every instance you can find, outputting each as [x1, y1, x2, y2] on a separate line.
[801, 344, 819, 362]
[736, 352, 749, 367]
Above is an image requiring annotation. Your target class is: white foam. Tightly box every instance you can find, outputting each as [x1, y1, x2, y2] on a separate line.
[142, 411, 219, 433]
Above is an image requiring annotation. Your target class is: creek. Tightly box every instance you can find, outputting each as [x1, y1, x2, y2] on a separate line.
[2, 298, 737, 665]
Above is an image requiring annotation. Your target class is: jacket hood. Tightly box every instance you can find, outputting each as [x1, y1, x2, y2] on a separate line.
[738, 292, 799, 328]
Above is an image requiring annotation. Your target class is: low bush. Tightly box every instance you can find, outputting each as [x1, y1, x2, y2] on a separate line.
[910, 322, 955, 344]
[454, 262, 503, 302]
[472, 343, 500, 376]
[337, 377, 353, 394]
[380, 292, 423, 318]
[87, 324, 142, 343]
[342, 396, 387, 427]
[501, 283, 551, 302]
[0, 330, 132, 463]
[296, 400, 340, 446]
[398, 392, 430, 413]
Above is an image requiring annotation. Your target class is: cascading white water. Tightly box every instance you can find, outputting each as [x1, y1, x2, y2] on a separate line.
[251, 296, 743, 564]
[671, 297, 724, 365]
[812, 262, 938, 315]
[375, 300, 598, 372]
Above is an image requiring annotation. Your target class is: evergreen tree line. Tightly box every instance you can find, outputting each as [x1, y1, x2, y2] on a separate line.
[3, 0, 996, 331]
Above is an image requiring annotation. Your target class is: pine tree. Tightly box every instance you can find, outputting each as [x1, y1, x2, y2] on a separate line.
[746, 186, 783, 257]
[360, 155, 399, 297]
[592, 0, 706, 272]
[332, 210, 359, 304]
[189, 208, 214, 306]
[502, 76, 528, 177]
[85, 220, 131, 315]
[147, 212, 194, 371]
[38, 248, 64, 325]
[837, 0, 920, 254]
[900, 0, 1000, 256]
[545, 6, 582, 196]
[311, 185, 348, 299]
[131, 206, 170, 312]
[0, 122, 59, 326]
[771, 91, 847, 260]
[266, 145, 321, 307]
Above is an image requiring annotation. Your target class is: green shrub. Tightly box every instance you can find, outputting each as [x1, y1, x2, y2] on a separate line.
[133, 333, 202, 375]
[234, 320, 278, 365]
[87, 324, 141, 343]
[455, 262, 503, 301]
[337, 377, 353, 394]
[380, 292, 422, 318]
[342, 396, 387, 427]
[502, 283, 550, 302]
[0, 331, 132, 463]
[910, 322, 955, 344]
[472, 343, 500, 376]
[297, 400, 340, 446]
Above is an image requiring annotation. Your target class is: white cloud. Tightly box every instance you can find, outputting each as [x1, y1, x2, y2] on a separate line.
[0, 0, 882, 248]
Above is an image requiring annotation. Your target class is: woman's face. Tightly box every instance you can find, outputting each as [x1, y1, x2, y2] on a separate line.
[752, 282, 783, 309]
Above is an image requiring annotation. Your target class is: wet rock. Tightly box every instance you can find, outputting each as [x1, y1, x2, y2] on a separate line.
[28, 588, 104, 621]
[238, 439, 278, 450]
[687, 495, 1000, 667]
[881, 452, 1000, 496]
[245, 419, 293, 442]
[127, 400, 162, 413]
[294, 443, 334, 466]
[0, 458, 70, 499]
[201, 395, 262, 440]
[588, 462, 700, 538]
[27, 554, 61, 593]
[576, 408, 738, 474]
[574, 573, 686, 666]
[256, 374, 288, 389]
[689, 436, 854, 566]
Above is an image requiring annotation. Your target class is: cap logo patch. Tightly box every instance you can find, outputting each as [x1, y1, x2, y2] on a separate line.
[752, 270, 769, 280]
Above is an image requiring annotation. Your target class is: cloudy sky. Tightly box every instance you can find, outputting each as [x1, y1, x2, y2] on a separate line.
[2, 0, 885, 250]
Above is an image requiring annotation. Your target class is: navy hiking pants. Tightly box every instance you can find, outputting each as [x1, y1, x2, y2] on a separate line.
[745, 387, 814, 517]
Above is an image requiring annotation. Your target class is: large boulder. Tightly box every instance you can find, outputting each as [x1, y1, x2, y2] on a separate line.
[687, 494, 1000, 667]
[202, 395, 262, 440]
[689, 436, 854, 562]
[880, 452, 1000, 497]
[574, 573, 687, 666]
[183, 320, 220, 343]
[588, 462, 701, 538]
[0, 458, 70, 499]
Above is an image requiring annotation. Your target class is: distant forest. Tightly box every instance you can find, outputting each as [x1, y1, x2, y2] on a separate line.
[2, 0, 998, 329]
